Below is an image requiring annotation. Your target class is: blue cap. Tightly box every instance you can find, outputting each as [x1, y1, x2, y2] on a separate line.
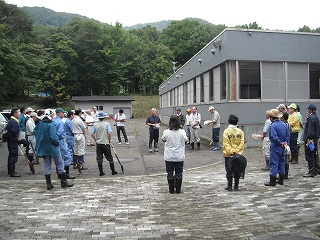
[307, 104, 316, 111]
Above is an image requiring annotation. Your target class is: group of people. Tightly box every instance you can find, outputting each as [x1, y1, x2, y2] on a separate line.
[260, 103, 320, 187]
[6, 105, 130, 190]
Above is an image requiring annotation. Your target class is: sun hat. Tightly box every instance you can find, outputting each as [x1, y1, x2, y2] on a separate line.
[26, 107, 35, 112]
[97, 111, 107, 119]
[30, 112, 37, 117]
[269, 109, 283, 118]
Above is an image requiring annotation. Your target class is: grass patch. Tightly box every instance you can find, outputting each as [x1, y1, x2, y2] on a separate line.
[132, 95, 159, 119]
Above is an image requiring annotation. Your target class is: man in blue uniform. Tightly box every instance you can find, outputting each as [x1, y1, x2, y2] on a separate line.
[53, 108, 75, 179]
[265, 109, 290, 186]
[64, 111, 76, 166]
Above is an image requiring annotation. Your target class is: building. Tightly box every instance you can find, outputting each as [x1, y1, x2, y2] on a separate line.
[159, 28, 320, 146]
[72, 96, 135, 119]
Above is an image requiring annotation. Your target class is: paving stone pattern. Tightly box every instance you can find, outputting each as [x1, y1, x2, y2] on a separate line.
[0, 119, 319, 239]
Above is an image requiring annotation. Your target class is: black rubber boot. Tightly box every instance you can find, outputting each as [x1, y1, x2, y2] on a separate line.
[276, 174, 285, 185]
[225, 177, 232, 191]
[45, 174, 54, 190]
[64, 166, 75, 179]
[175, 178, 182, 194]
[9, 165, 20, 177]
[285, 163, 289, 179]
[265, 176, 277, 186]
[59, 173, 74, 188]
[167, 179, 175, 194]
[109, 162, 118, 175]
[189, 142, 194, 150]
[303, 166, 317, 177]
[234, 177, 240, 190]
[197, 142, 200, 150]
[98, 163, 105, 176]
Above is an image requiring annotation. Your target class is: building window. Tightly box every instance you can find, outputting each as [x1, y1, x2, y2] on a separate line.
[98, 106, 103, 111]
[200, 74, 204, 102]
[220, 63, 226, 100]
[209, 69, 213, 101]
[239, 61, 261, 99]
[183, 82, 187, 105]
[310, 63, 320, 99]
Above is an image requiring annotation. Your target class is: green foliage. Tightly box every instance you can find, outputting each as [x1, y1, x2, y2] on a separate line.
[1, 2, 319, 108]
[132, 95, 160, 119]
[21, 6, 89, 27]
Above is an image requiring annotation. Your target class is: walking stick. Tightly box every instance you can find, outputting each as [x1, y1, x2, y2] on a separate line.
[111, 144, 124, 173]
[29, 140, 40, 164]
[19, 144, 35, 174]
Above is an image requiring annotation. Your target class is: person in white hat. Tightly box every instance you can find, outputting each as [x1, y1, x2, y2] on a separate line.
[207, 106, 220, 151]
[26, 112, 40, 165]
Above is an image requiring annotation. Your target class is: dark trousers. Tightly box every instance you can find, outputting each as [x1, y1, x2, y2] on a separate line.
[305, 143, 318, 166]
[166, 161, 184, 179]
[290, 132, 298, 155]
[7, 141, 18, 167]
[212, 127, 220, 142]
[149, 128, 159, 146]
[96, 144, 114, 163]
[117, 126, 128, 143]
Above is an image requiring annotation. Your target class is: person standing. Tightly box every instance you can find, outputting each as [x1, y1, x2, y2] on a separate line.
[296, 105, 304, 152]
[222, 114, 245, 191]
[35, 114, 74, 190]
[288, 103, 300, 164]
[280, 112, 292, 179]
[261, 110, 272, 171]
[92, 111, 118, 176]
[64, 111, 75, 166]
[18, 106, 27, 155]
[72, 109, 87, 170]
[162, 116, 188, 194]
[26, 112, 39, 165]
[185, 108, 192, 144]
[115, 109, 129, 144]
[189, 106, 201, 150]
[265, 109, 290, 186]
[146, 108, 161, 152]
[92, 106, 99, 121]
[85, 109, 96, 147]
[175, 108, 185, 129]
[7, 108, 22, 177]
[207, 106, 221, 151]
[302, 104, 320, 177]
[54, 108, 75, 179]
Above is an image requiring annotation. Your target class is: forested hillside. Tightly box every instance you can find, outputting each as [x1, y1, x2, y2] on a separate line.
[22, 6, 89, 27]
[1, 0, 319, 109]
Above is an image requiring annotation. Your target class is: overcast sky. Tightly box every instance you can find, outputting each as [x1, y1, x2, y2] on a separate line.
[4, 0, 320, 30]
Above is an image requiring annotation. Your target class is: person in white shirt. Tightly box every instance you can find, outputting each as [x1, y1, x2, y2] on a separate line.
[114, 109, 129, 144]
[185, 108, 192, 144]
[162, 116, 188, 193]
[189, 106, 201, 150]
[85, 109, 95, 146]
[26, 112, 39, 165]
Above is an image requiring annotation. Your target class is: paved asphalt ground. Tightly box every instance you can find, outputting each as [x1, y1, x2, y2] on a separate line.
[0, 119, 319, 239]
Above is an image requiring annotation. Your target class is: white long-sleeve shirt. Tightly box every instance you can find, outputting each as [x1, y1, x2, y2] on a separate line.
[162, 129, 188, 162]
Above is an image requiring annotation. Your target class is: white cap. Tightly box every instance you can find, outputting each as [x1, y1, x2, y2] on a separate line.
[208, 106, 215, 111]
